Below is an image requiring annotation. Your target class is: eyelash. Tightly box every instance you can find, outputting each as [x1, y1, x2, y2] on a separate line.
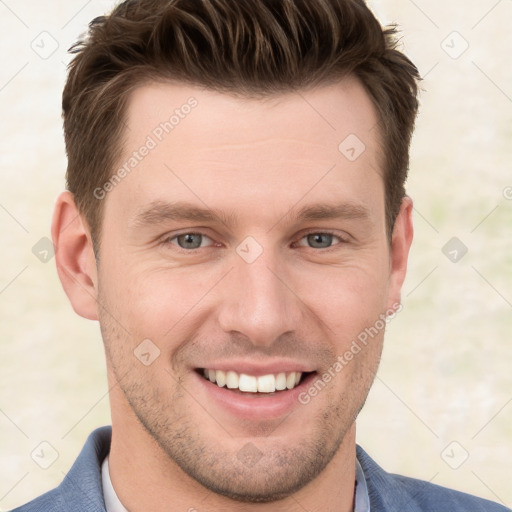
[161, 230, 348, 252]
[293, 231, 347, 250]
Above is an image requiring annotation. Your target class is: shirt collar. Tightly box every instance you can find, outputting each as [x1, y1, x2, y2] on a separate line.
[101, 455, 371, 512]
[355, 457, 371, 512]
[101, 455, 129, 512]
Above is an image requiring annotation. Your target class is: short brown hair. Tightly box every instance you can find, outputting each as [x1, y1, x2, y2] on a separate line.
[63, 0, 420, 246]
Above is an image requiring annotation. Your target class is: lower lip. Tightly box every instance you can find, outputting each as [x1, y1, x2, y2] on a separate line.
[194, 371, 317, 421]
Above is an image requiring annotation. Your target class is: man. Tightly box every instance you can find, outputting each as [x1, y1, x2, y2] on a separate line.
[12, 0, 509, 511]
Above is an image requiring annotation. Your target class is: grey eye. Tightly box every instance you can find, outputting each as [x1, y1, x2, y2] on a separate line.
[305, 233, 336, 249]
[175, 233, 206, 249]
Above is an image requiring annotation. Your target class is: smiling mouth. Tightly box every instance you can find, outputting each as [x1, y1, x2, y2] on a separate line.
[197, 368, 314, 394]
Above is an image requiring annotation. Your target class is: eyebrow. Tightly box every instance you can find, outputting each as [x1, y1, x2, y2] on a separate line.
[130, 200, 371, 230]
[288, 202, 371, 223]
[130, 201, 239, 229]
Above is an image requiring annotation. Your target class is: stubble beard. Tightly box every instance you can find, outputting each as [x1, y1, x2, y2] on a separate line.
[98, 296, 382, 503]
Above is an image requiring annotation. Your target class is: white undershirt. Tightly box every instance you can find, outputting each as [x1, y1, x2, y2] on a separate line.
[101, 454, 370, 512]
[101, 456, 129, 512]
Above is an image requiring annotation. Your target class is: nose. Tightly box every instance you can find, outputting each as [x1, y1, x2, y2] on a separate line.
[217, 247, 303, 348]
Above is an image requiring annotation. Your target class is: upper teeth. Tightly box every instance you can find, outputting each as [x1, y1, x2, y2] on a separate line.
[203, 369, 302, 393]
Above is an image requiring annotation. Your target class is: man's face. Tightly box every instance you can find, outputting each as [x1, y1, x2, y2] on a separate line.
[94, 78, 409, 501]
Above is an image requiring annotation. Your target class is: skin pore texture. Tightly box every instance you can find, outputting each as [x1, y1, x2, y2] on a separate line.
[52, 76, 413, 512]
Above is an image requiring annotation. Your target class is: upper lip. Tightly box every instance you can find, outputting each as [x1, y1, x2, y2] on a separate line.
[195, 359, 316, 376]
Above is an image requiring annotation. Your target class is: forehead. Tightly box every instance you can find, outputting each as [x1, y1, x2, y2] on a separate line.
[125, 77, 380, 154]
[106, 78, 384, 227]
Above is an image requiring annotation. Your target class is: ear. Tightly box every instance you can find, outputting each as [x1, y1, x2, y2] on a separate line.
[387, 196, 414, 309]
[51, 191, 99, 320]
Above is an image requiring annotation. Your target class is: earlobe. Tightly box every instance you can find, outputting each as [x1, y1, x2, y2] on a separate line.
[387, 196, 414, 309]
[51, 191, 99, 320]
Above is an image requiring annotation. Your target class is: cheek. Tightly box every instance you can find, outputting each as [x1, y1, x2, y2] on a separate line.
[293, 259, 390, 336]
[111, 263, 221, 339]
[100, 239, 390, 346]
